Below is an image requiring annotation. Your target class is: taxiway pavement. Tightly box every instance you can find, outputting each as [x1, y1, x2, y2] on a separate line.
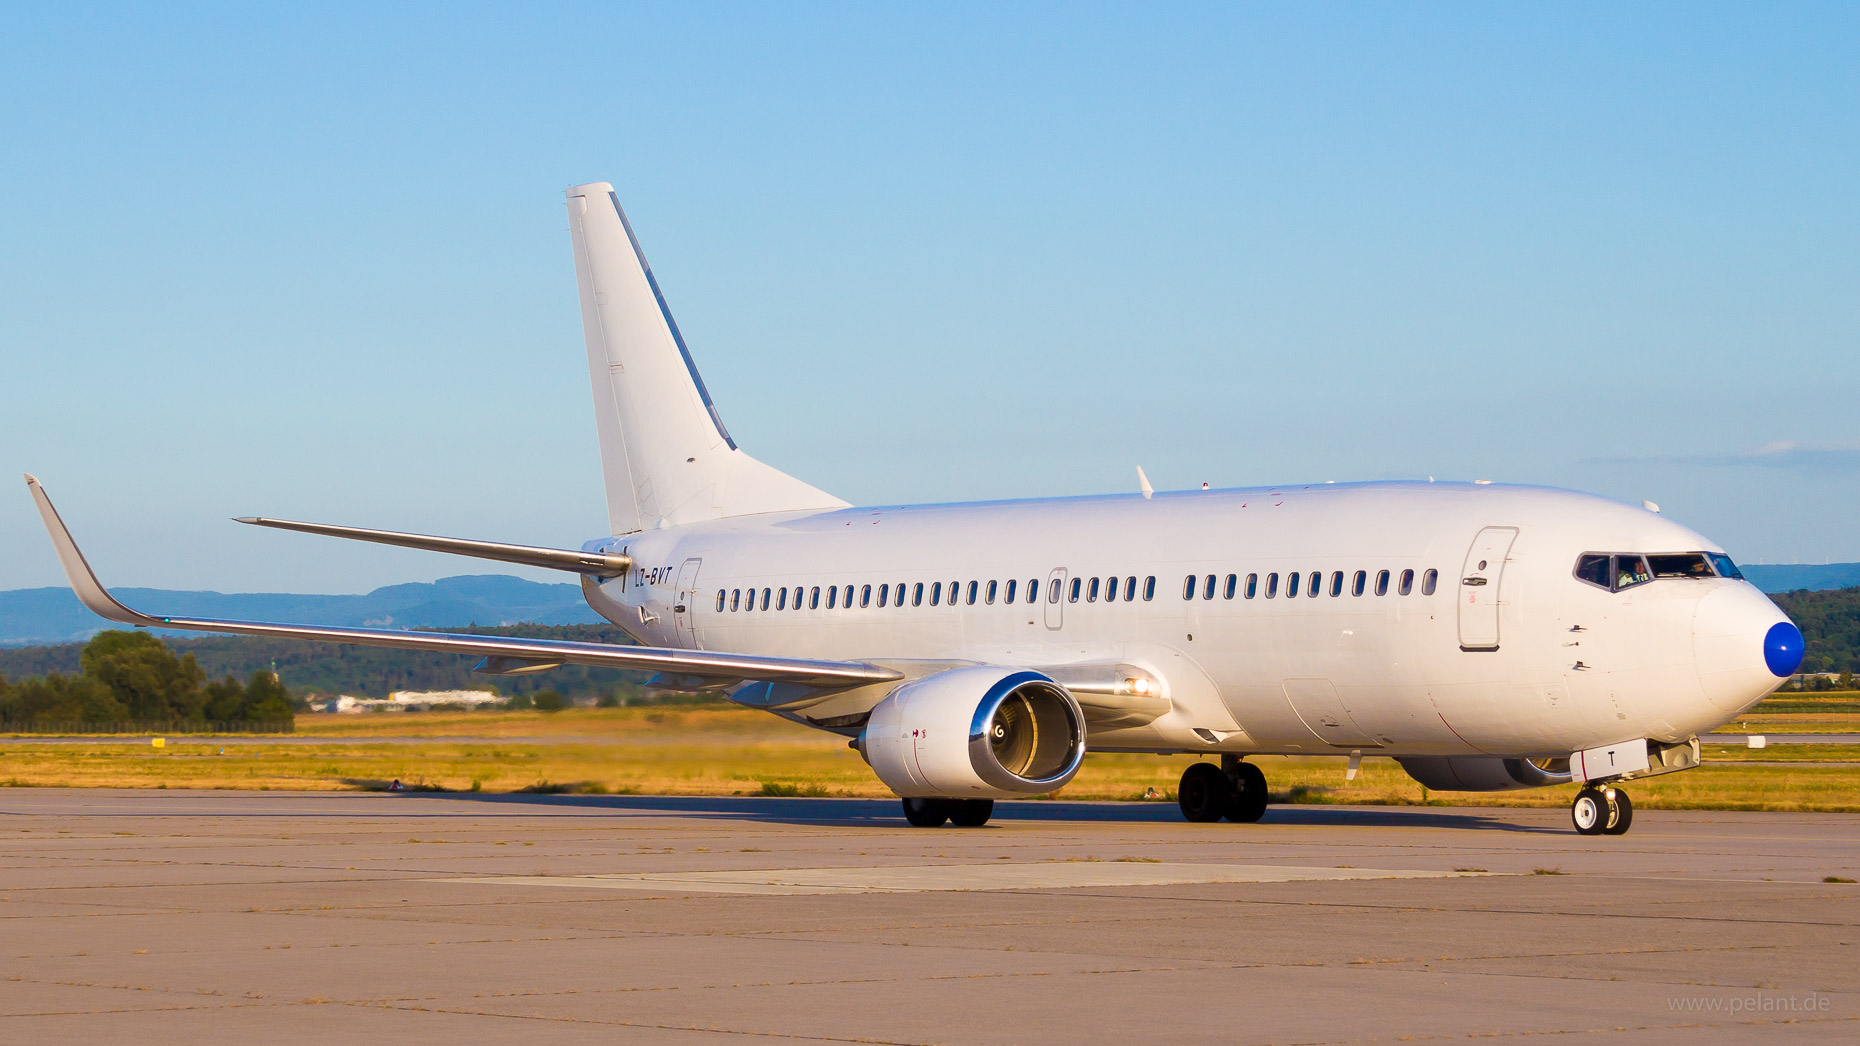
[2, 789, 1855, 1044]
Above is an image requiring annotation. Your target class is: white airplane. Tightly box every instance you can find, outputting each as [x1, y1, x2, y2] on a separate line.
[27, 181, 1805, 835]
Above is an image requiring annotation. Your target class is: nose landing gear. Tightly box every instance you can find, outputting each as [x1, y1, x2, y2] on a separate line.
[1571, 785, 1633, 836]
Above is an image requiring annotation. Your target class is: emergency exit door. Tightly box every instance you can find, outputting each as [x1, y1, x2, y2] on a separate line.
[1458, 527, 1517, 651]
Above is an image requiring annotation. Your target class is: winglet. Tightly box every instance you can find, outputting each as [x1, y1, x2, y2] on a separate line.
[23, 476, 157, 627]
[1136, 466, 1154, 500]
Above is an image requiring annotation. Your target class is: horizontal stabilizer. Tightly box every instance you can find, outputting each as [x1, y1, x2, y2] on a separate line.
[25, 476, 899, 690]
[237, 516, 631, 577]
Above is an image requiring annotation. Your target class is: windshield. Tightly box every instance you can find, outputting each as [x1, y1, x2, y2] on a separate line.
[1647, 553, 1714, 579]
[1575, 550, 1744, 591]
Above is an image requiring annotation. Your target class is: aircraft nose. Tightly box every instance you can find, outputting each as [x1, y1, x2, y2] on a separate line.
[1764, 620, 1805, 677]
[1693, 585, 1798, 712]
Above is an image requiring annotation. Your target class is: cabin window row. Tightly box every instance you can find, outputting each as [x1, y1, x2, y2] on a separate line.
[1181, 568, 1438, 601]
[715, 576, 1161, 613]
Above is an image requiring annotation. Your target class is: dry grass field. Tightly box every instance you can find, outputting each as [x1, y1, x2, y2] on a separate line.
[3, 700, 1859, 811]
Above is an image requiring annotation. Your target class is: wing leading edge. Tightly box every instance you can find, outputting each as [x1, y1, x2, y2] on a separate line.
[23, 476, 901, 691]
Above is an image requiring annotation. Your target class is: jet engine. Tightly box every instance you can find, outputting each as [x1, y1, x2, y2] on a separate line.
[857, 667, 1086, 798]
[1395, 755, 1572, 792]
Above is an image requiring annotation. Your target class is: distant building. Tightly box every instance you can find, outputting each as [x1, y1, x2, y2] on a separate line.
[317, 690, 504, 713]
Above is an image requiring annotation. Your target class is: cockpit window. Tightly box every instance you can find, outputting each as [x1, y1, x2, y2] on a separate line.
[1613, 555, 1652, 591]
[1647, 553, 1714, 579]
[1577, 550, 1739, 591]
[1575, 554, 1610, 589]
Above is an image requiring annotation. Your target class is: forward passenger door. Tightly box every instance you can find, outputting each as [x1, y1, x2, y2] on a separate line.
[1458, 528, 1518, 651]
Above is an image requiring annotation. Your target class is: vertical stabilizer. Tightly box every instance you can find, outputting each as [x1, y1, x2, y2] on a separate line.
[566, 183, 846, 535]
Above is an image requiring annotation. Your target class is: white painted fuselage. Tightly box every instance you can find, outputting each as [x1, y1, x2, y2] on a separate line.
[584, 479, 1789, 760]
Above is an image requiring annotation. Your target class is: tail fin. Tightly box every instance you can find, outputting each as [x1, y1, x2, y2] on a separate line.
[566, 183, 846, 535]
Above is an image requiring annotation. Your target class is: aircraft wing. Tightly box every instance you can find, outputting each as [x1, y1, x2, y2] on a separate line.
[23, 476, 901, 691]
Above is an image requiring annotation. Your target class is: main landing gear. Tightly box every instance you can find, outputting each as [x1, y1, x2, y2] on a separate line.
[1177, 755, 1269, 824]
[901, 797, 994, 828]
[1571, 784, 1634, 836]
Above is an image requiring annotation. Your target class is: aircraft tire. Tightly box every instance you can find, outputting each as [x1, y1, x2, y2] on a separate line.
[902, 797, 950, 828]
[1602, 790, 1633, 835]
[1178, 763, 1231, 823]
[949, 799, 994, 827]
[1225, 761, 1268, 823]
[1571, 787, 1608, 836]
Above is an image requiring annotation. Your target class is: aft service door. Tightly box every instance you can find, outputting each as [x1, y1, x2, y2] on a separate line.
[673, 558, 703, 646]
[1045, 568, 1066, 630]
[1458, 527, 1517, 651]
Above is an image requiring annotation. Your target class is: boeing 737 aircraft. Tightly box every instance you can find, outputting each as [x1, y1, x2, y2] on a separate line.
[27, 181, 1806, 835]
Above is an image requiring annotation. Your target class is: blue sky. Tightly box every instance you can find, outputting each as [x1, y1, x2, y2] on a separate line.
[2, 2, 1855, 593]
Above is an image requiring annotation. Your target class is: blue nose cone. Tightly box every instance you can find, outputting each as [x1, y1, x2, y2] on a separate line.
[1764, 620, 1805, 678]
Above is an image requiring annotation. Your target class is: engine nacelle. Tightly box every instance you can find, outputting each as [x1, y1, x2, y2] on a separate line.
[858, 667, 1086, 799]
[1396, 755, 1572, 792]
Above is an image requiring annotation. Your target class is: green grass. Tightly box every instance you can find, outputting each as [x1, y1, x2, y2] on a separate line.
[2, 707, 1859, 811]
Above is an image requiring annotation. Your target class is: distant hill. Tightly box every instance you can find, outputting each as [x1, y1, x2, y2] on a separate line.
[1742, 563, 1860, 594]
[0, 574, 602, 647]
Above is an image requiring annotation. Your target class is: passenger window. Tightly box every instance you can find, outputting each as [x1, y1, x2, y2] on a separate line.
[986, 580, 998, 604]
[1200, 574, 1213, 600]
[762, 587, 772, 609]
[1125, 576, 1137, 601]
[931, 581, 942, 606]
[716, 589, 725, 612]
[731, 589, 741, 611]
[1329, 571, 1343, 597]
[1399, 569, 1414, 596]
[1027, 579, 1039, 603]
[826, 586, 836, 609]
[810, 586, 821, 609]
[1266, 573, 1279, 598]
[877, 584, 888, 608]
[1103, 576, 1116, 602]
[1005, 579, 1018, 603]
[1375, 570, 1389, 596]
[861, 584, 872, 608]
[1183, 575, 1196, 600]
[1352, 570, 1366, 596]
[1707, 553, 1743, 579]
[1087, 577, 1100, 602]
[1245, 573, 1258, 599]
[1648, 553, 1713, 579]
[1614, 555, 1652, 591]
[1143, 576, 1156, 601]
[795, 586, 804, 609]
[1049, 578, 1061, 603]
[1307, 571, 1320, 598]
[1287, 572, 1301, 598]
[777, 588, 788, 611]
[1223, 573, 1237, 599]
[1070, 577, 1082, 603]
[913, 582, 924, 606]
[844, 585, 854, 608]
[968, 580, 980, 605]
[1421, 569, 1437, 596]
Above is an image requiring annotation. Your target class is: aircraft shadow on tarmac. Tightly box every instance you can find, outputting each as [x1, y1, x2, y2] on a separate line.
[409, 792, 1559, 833]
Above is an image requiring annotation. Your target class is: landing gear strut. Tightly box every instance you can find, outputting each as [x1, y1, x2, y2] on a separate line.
[1177, 756, 1270, 824]
[1571, 785, 1633, 836]
[901, 797, 994, 828]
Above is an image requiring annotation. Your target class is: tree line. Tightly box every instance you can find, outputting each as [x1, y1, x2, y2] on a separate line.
[0, 623, 650, 707]
[0, 630, 295, 729]
[1771, 585, 1860, 675]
